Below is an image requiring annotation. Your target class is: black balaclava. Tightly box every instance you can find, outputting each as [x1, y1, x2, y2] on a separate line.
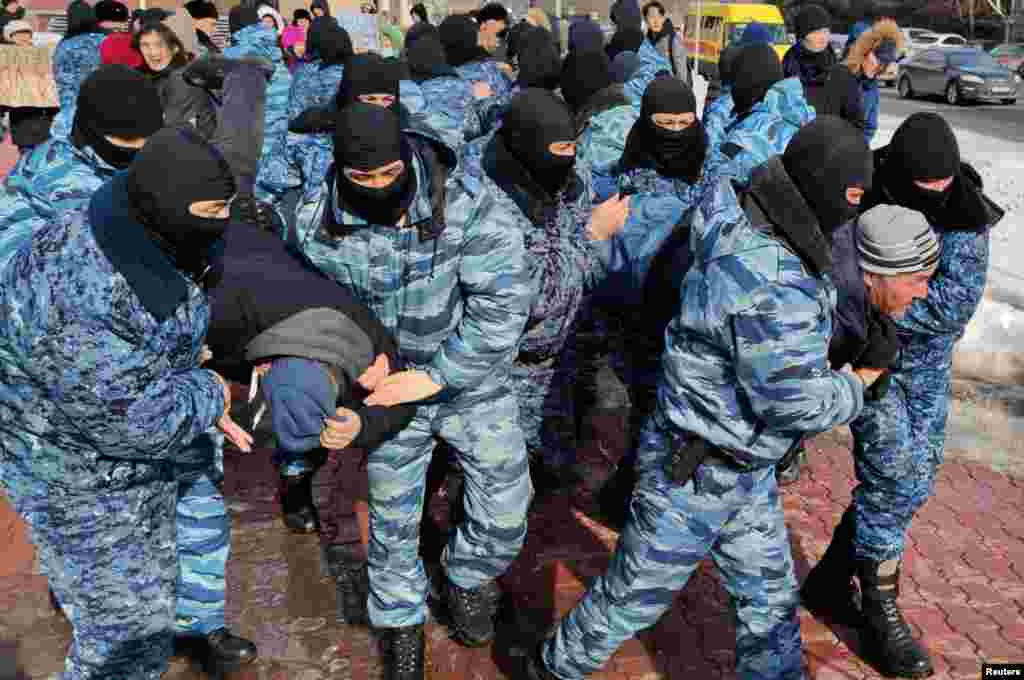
[717, 43, 742, 89]
[333, 103, 415, 226]
[782, 115, 872, 236]
[517, 27, 561, 91]
[880, 112, 960, 217]
[732, 43, 783, 114]
[496, 88, 576, 198]
[228, 5, 260, 35]
[318, 22, 353, 68]
[439, 14, 490, 67]
[406, 33, 456, 82]
[71, 65, 163, 169]
[620, 76, 705, 182]
[606, 26, 643, 62]
[127, 127, 236, 278]
[336, 53, 399, 110]
[560, 48, 613, 113]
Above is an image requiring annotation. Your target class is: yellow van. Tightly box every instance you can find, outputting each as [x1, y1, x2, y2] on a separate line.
[681, 3, 791, 80]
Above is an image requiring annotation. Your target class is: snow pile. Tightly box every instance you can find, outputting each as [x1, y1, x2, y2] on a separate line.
[875, 112, 1024, 385]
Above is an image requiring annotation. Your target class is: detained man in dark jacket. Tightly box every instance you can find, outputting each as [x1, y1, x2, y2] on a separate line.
[782, 4, 862, 130]
[205, 218, 417, 625]
[137, 22, 218, 139]
[527, 116, 892, 680]
[287, 103, 533, 679]
[0, 127, 253, 679]
[802, 112, 1003, 680]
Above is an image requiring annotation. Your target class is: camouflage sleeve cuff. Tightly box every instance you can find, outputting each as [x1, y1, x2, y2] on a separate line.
[838, 367, 867, 422]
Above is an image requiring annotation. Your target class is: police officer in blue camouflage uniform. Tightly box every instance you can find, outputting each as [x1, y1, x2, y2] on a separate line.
[49, 2, 107, 140]
[590, 76, 708, 528]
[0, 67, 161, 268]
[287, 103, 533, 679]
[465, 89, 628, 490]
[527, 117, 891, 680]
[802, 113, 1003, 679]
[0, 128, 253, 680]
[440, 14, 514, 104]
[706, 43, 815, 190]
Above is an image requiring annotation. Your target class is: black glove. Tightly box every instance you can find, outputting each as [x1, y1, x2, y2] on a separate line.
[664, 435, 714, 488]
[854, 306, 900, 370]
[864, 371, 892, 402]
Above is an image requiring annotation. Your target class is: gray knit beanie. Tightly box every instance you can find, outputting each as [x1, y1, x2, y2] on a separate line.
[857, 204, 941, 275]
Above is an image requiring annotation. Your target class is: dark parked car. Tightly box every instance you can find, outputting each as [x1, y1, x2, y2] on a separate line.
[898, 48, 1021, 105]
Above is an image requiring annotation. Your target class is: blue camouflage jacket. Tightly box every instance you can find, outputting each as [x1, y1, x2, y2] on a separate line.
[225, 25, 292, 170]
[656, 172, 863, 468]
[288, 127, 531, 401]
[703, 89, 735, 154]
[0, 138, 116, 269]
[287, 61, 344, 124]
[623, 40, 672, 109]
[49, 33, 107, 140]
[0, 175, 225, 496]
[707, 77, 814, 188]
[576, 92, 638, 205]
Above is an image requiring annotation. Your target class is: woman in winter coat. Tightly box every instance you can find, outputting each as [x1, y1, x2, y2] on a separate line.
[782, 3, 863, 129]
[641, 1, 687, 83]
[136, 22, 217, 139]
[49, 2, 108, 139]
[844, 19, 903, 143]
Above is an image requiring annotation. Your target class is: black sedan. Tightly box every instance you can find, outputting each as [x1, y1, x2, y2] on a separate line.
[897, 48, 1021, 105]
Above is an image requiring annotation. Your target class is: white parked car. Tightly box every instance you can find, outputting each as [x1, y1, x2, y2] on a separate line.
[929, 33, 970, 48]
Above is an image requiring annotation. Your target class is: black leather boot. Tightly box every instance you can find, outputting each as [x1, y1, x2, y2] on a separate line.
[442, 576, 502, 647]
[323, 543, 369, 625]
[280, 473, 318, 533]
[801, 507, 861, 625]
[182, 54, 274, 91]
[205, 628, 258, 671]
[858, 559, 934, 678]
[378, 624, 425, 680]
[775, 443, 807, 487]
[524, 642, 561, 680]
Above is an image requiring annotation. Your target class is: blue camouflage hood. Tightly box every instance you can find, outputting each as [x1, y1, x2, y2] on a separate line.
[229, 24, 284, 63]
[753, 76, 816, 128]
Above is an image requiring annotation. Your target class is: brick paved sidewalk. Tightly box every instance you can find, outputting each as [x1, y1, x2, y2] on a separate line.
[2, 424, 1022, 680]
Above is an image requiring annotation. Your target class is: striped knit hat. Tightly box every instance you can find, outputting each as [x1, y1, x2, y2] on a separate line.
[857, 204, 941, 275]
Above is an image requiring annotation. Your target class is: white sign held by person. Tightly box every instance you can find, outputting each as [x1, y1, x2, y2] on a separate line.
[336, 13, 379, 52]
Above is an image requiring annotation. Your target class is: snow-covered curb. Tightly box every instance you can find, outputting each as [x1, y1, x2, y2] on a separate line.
[874, 113, 1024, 385]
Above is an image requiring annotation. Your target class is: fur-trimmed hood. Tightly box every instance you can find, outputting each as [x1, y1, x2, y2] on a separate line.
[845, 19, 904, 76]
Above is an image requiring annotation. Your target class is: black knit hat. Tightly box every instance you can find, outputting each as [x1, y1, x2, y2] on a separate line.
[77, 65, 163, 138]
[185, 0, 219, 20]
[229, 5, 260, 35]
[887, 112, 960, 181]
[731, 43, 783, 114]
[794, 4, 830, 40]
[94, 0, 129, 23]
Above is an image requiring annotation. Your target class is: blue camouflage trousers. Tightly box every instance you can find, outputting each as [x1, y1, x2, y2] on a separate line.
[542, 418, 804, 680]
[365, 387, 533, 628]
[848, 339, 953, 563]
[510, 346, 579, 472]
[173, 432, 230, 637]
[17, 479, 179, 679]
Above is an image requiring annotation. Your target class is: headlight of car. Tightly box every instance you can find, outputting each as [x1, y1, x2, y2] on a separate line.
[960, 74, 984, 84]
[1015, 74, 1022, 84]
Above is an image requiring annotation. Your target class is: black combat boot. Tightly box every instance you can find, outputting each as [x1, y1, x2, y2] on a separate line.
[378, 624, 426, 680]
[205, 628, 258, 671]
[775, 443, 807, 487]
[324, 544, 370, 625]
[279, 473, 318, 533]
[442, 576, 502, 647]
[801, 507, 861, 625]
[524, 642, 561, 680]
[858, 559, 934, 678]
[182, 54, 274, 91]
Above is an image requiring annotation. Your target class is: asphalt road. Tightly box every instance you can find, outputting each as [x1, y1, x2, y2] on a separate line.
[877, 85, 1024, 143]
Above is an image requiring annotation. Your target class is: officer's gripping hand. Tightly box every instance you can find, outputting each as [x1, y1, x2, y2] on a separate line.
[586, 194, 631, 242]
[364, 370, 442, 407]
[321, 407, 363, 449]
[211, 371, 254, 453]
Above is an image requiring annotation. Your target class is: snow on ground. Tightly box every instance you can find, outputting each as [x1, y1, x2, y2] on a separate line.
[875, 112, 1024, 385]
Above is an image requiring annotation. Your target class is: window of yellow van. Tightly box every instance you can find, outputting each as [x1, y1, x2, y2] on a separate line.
[725, 22, 789, 46]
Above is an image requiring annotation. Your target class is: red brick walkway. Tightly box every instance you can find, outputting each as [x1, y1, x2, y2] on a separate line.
[1, 425, 1022, 679]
